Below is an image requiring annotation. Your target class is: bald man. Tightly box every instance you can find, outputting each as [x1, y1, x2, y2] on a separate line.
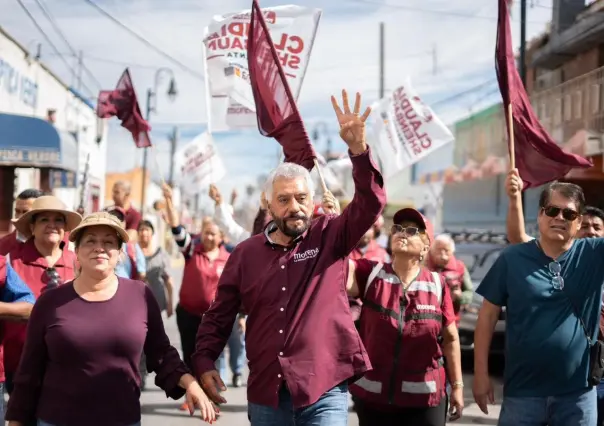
[112, 180, 142, 241]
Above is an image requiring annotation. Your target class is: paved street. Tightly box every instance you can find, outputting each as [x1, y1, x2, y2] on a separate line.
[140, 264, 503, 425]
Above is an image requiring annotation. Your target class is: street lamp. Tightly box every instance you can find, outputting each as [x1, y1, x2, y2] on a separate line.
[311, 122, 332, 159]
[140, 67, 177, 209]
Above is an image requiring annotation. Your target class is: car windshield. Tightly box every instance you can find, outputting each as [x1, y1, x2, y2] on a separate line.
[455, 246, 504, 282]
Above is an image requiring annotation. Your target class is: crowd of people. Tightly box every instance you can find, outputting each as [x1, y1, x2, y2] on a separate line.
[6, 87, 603, 426]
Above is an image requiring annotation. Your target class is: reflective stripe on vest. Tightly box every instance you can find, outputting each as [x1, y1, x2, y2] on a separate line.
[365, 266, 443, 304]
[355, 377, 437, 394]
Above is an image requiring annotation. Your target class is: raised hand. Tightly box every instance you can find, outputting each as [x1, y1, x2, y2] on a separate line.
[330, 90, 371, 154]
[208, 184, 222, 205]
[505, 168, 523, 199]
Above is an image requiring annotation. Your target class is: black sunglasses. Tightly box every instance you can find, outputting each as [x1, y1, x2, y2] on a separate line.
[44, 267, 62, 289]
[542, 206, 580, 221]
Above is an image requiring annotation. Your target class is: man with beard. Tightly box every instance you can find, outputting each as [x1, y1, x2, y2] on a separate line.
[192, 90, 386, 426]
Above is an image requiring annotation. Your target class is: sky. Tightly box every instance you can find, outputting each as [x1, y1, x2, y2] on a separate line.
[0, 0, 555, 203]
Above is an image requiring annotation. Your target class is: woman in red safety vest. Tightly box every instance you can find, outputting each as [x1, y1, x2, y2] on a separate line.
[347, 208, 464, 426]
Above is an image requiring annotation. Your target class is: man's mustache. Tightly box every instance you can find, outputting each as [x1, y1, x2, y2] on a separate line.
[286, 213, 308, 220]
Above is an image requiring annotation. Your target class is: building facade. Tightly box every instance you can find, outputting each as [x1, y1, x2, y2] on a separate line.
[419, 0, 604, 233]
[0, 26, 108, 234]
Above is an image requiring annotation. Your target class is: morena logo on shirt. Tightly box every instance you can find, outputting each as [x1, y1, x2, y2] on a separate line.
[293, 248, 319, 263]
[416, 304, 437, 311]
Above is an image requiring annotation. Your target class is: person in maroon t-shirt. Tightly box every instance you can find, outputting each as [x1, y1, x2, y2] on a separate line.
[111, 181, 142, 242]
[0, 189, 44, 256]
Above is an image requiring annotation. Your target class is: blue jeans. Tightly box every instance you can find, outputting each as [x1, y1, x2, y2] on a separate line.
[216, 318, 246, 381]
[499, 387, 597, 426]
[248, 382, 349, 426]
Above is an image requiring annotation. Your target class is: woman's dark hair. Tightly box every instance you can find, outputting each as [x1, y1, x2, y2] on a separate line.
[538, 182, 585, 214]
[138, 220, 154, 234]
[584, 206, 604, 222]
[107, 208, 126, 223]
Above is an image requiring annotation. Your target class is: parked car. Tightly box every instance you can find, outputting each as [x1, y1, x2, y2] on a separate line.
[448, 234, 507, 356]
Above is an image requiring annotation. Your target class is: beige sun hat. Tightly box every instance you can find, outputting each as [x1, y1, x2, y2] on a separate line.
[14, 196, 82, 239]
[68, 211, 130, 243]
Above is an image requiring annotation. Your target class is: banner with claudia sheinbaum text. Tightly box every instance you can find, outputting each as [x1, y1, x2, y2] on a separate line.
[176, 132, 226, 196]
[371, 77, 454, 178]
[202, 5, 321, 132]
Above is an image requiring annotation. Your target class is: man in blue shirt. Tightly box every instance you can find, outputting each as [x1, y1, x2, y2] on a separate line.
[473, 177, 604, 425]
[0, 255, 36, 424]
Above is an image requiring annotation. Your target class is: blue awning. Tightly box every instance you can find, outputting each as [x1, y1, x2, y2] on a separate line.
[0, 113, 78, 172]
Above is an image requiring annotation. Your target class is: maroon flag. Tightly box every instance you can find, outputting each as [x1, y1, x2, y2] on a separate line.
[496, 0, 591, 189]
[247, 0, 316, 171]
[97, 69, 151, 148]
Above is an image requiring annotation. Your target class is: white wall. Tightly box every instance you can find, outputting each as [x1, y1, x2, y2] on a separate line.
[0, 29, 107, 209]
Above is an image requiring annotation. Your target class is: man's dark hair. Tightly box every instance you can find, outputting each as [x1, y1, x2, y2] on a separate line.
[538, 182, 585, 214]
[584, 206, 604, 222]
[17, 189, 44, 200]
[107, 208, 126, 223]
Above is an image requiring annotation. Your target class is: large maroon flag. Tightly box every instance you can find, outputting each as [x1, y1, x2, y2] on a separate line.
[97, 68, 151, 148]
[496, 0, 591, 189]
[247, 0, 316, 171]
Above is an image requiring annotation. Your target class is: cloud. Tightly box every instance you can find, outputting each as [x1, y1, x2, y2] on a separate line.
[1, 0, 554, 198]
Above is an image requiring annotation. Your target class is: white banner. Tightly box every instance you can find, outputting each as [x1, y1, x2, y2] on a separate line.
[176, 132, 226, 196]
[203, 5, 321, 132]
[371, 77, 454, 178]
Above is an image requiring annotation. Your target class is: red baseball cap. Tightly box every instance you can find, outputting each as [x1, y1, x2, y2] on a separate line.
[392, 208, 434, 242]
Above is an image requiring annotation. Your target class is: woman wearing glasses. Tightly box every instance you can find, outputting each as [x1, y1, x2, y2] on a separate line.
[6, 212, 217, 426]
[346, 208, 464, 426]
[3, 196, 80, 394]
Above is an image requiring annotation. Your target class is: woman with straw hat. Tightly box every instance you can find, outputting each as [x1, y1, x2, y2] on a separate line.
[6, 212, 217, 426]
[3, 195, 81, 394]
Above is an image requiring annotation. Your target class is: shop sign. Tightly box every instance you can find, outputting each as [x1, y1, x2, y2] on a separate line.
[0, 148, 61, 165]
[0, 56, 39, 109]
[50, 169, 76, 189]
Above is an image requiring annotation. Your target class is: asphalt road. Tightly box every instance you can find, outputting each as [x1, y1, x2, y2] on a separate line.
[140, 264, 504, 425]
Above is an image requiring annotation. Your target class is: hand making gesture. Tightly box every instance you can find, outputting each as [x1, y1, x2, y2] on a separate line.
[331, 90, 371, 155]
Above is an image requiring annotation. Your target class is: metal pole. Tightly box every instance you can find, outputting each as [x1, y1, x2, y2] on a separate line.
[168, 126, 178, 187]
[379, 22, 385, 99]
[141, 89, 152, 210]
[519, 0, 527, 217]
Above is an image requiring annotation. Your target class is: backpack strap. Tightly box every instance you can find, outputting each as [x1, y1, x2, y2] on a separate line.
[431, 271, 443, 305]
[364, 262, 384, 298]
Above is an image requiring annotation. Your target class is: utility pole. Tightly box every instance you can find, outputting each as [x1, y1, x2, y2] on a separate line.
[519, 0, 527, 216]
[379, 22, 385, 99]
[141, 89, 152, 211]
[77, 51, 83, 92]
[168, 127, 179, 187]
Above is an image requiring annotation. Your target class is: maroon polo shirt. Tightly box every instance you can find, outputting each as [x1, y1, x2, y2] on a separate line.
[124, 207, 142, 231]
[192, 148, 386, 409]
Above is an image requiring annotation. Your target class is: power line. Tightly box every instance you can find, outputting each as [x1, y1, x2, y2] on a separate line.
[32, 0, 103, 89]
[13, 0, 97, 97]
[48, 51, 162, 71]
[349, 0, 549, 24]
[82, 0, 205, 81]
[432, 79, 498, 108]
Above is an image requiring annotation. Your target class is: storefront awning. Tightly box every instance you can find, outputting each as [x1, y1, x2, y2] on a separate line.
[0, 113, 78, 172]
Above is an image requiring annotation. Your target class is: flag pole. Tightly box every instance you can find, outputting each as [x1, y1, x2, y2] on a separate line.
[508, 103, 515, 169]
[313, 158, 329, 193]
[151, 145, 167, 186]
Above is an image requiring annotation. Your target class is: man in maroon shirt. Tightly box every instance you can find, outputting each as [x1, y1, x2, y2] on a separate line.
[110, 180, 142, 242]
[0, 189, 44, 255]
[193, 91, 386, 425]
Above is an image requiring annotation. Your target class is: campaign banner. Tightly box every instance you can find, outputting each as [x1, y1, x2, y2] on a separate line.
[176, 132, 226, 195]
[203, 5, 321, 132]
[371, 77, 454, 178]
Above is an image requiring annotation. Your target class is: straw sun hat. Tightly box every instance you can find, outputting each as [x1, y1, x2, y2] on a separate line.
[13, 196, 82, 239]
[68, 211, 130, 243]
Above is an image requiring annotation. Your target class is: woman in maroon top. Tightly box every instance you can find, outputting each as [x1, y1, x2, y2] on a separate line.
[4, 196, 80, 393]
[6, 212, 216, 426]
[346, 208, 464, 426]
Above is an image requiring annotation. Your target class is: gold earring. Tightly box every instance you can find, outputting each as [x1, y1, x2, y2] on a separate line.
[419, 254, 424, 261]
